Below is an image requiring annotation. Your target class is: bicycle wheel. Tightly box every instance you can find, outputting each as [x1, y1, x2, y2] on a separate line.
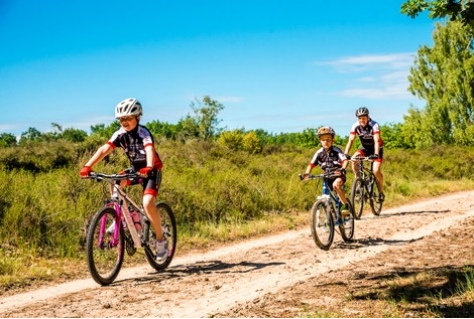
[86, 207, 125, 286]
[310, 200, 334, 250]
[350, 177, 365, 220]
[144, 202, 177, 271]
[369, 175, 383, 216]
[338, 200, 355, 242]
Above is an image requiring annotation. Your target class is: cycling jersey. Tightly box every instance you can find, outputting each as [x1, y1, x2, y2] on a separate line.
[309, 145, 347, 172]
[349, 119, 384, 149]
[107, 125, 163, 171]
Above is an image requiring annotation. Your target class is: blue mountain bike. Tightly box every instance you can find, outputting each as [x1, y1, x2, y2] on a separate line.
[300, 170, 355, 250]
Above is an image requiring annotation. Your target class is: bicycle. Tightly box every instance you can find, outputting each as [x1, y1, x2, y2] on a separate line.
[349, 155, 383, 219]
[300, 169, 355, 250]
[84, 171, 177, 286]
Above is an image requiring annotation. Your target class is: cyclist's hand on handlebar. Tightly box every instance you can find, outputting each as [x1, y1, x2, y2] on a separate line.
[338, 168, 346, 175]
[344, 154, 351, 160]
[368, 154, 379, 160]
[80, 166, 92, 178]
[299, 173, 310, 181]
[138, 166, 153, 177]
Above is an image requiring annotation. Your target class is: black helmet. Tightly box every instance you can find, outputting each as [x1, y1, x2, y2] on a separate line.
[355, 107, 369, 117]
[316, 126, 335, 137]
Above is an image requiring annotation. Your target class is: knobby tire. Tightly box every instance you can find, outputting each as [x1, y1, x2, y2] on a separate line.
[310, 200, 334, 250]
[86, 206, 125, 286]
[338, 200, 355, 242]
[369, 177, 383, 216]
[144, 202, 178, 271]
[351, 177, 365, 220]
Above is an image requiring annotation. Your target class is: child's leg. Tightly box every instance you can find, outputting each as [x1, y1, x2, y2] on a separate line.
[143, 193, 164, 240]
[333, 178, 348, 205]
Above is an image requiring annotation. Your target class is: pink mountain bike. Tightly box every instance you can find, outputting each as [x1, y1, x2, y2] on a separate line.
[85, 171, 177, 286]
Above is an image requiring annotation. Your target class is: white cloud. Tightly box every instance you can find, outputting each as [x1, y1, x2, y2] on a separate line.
[319, 53, 416, 71]
[316, 53, 416, 100]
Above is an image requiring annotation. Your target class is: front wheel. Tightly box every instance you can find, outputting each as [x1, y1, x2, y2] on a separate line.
[310, 200, 334, 250]
[144, 202, 177, 271]
[338, 201, 355, 242]
[369, 176, 383, 216]
[351, 177, 365, 220]
[86, 207, 125, 286]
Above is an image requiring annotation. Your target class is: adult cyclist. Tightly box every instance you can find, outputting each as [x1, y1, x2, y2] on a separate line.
[344, 107, 385, 202]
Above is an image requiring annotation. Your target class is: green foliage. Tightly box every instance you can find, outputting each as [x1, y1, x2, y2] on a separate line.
[90, 121, 121, 139]
[380, 122, 415, 149]
[401, 0, 474, 27]
[19, 127, 42, 144]
[216, 129, 262, 153]
[0, 133, 17, 148]
[405, 20, 474, 147]
[146, 120, 181, 140]
[0, 140, 78, 172]
[189, 95, 225, 140]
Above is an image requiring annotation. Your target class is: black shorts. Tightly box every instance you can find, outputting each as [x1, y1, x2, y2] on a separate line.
[127, 168, 162, 197]
[358, 147, 384, 160]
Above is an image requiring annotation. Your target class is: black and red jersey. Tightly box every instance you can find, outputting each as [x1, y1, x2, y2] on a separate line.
[308, 145, 347, 172]
[107, 125, 163, 171]
[349, 119, 384, 149]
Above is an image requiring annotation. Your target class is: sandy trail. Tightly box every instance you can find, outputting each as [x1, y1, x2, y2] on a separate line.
[1, 191, 473, 318]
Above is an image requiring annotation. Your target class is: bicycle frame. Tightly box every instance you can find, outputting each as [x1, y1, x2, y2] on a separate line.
[92, 173, 145, 249]
[351, 156, 376, 194]
[303, 171, 343, 218]
[319, 177, 342, 219]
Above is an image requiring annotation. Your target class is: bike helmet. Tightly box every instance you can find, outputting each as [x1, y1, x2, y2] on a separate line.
[355, 107, 369, 117]
[316, 126, 335, 137]
[115, 98, 143, 119]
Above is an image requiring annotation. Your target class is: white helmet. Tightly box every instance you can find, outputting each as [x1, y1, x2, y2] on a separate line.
[115, 98, 143, 119]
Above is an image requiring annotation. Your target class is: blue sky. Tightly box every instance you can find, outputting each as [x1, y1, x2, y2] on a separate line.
[0, 0, 437, 138]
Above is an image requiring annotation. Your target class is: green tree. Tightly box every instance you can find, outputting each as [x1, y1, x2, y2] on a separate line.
[146, 120, 180, 140]
[19, 127, 43, 144]
[90, 121, 120, 139]
[0, 133, 17, 147]
[401, 0, 474, 26]
[405, 21, 474, 146]
[190, 96, 225, 141]
[380, 122, 415, 149]
[62, 128, 88, 143]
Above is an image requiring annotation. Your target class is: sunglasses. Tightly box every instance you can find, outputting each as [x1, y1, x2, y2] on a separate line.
[119, 116, 135, 122]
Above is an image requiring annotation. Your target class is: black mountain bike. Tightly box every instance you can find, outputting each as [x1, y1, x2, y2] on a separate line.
[349, 156, 383, 219]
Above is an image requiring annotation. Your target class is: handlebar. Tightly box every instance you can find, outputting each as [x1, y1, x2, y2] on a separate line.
[299, 169, 343, 181]
[88, 172, 140, 181]
[347, 155, 376, 162]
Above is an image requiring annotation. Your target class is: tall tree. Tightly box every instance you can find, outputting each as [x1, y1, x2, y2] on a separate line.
[406, 20, 474, 146]
[190, 96, 225, 141]
[402, 0, 474, 27]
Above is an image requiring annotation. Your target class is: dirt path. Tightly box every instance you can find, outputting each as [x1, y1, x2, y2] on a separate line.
[1, 191, 474, 318]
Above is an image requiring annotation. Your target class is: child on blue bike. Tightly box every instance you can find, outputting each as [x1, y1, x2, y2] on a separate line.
[303, 126, 351, 217]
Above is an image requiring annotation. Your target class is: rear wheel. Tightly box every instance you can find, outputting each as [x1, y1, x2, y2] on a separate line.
[351, 178, 364, 220]
[144, 202, 177, 271]
[369, 175, 383, 216]
[339, 201, 355, 242]
[310, 200, 334, 250]
[86, 207, 124, 286]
